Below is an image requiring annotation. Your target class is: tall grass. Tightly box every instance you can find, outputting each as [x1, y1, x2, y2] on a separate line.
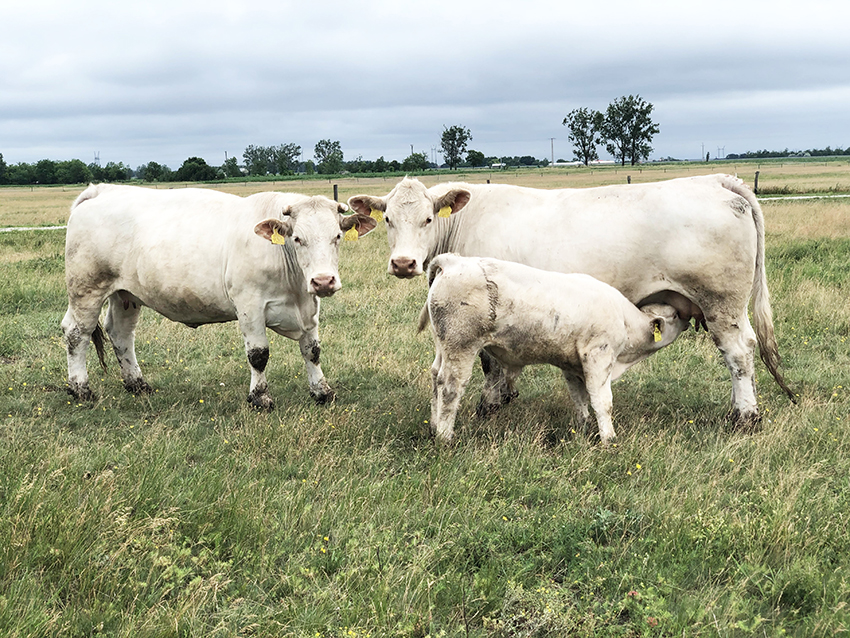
[1, 178, 848, 637]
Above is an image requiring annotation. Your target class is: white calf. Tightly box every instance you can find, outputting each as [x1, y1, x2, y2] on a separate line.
[419, 255, 689, 444]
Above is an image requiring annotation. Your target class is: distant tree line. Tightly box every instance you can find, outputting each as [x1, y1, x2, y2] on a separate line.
[725, 146, 850, 160]
[0, 130, 560, 188]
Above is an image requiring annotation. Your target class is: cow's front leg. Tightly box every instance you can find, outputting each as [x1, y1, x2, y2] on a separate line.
[298, 328, 333, 404]
[239, 314, 274, 410]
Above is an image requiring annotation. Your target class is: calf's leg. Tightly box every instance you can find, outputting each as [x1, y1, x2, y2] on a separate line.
[476, 349, 520, 417]
[562, 372, 592, 435]
[432, 346, 479, 443]
[581, 349, 617, 445]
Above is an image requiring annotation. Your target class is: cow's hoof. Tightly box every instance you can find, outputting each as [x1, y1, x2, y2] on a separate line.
[124, 379, 153, 395]
[729, 408, 762, 433]
[475, 398, 501, 419]
[247, 392, 275, 411]
[67, 382, 95, 402]
[310, 387, 335, 405]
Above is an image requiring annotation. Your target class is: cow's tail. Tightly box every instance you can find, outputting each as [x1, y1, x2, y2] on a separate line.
[71, 183, 102, 210]
[91, 323, 108, 371]
[417, 255, 449, 333]
[723, 175, 796, 403]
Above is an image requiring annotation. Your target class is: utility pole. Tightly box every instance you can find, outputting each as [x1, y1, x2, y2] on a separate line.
[550, 138, 555, 165]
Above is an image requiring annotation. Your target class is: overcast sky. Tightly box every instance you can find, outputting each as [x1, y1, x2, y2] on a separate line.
[2, 0, 849, 169]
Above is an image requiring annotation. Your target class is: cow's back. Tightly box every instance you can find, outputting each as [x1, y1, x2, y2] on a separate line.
[434, 175, 756, 306]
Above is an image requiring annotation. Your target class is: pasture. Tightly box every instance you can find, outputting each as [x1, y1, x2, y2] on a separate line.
[1, 163, 849, 637]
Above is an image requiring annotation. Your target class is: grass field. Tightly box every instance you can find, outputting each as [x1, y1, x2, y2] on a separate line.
[1, 163, 849, 636]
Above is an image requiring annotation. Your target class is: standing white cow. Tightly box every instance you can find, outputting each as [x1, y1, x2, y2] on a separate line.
[419, 254, 690, 444]
[349, 175, 794, 427]
[62, 184, 376, 407]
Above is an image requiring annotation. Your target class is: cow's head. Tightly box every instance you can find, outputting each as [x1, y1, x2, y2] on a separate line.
[255, 195, 376, 297]
[348, 177, 470, 278]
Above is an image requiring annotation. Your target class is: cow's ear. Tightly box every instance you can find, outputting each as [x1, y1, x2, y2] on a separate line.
[348, 195, 385, 217]
[339, 212, 378, 238]
[337, 202, 349, 214]
[255, 218, 293, 243]
[433, 189, 471, 216]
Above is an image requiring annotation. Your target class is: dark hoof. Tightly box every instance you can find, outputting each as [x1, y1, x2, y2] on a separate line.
[729, 408, 762, 433]
[67, 382, 95, 402]
[124, 379, 153, 395]
[475, 398, 501, 419]
[310, 388, 335, 405]
[247, 392, 275, 411]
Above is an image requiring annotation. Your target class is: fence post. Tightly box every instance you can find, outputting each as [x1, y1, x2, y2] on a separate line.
[754, 171, 760, 195]
[333, 184, 338, 202]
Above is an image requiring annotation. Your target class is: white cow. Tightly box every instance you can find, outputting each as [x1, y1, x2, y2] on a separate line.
[419, 254, 690, 444]
[349, 175, 794, 427]
[62, 184, 376, 407]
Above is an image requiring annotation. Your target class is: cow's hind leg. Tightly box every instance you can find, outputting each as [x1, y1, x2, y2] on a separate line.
[62, 298, 107, 400]
[104, 292, 152, 395]
[476, 349, 520, 417]
[709, 311, 760, 430]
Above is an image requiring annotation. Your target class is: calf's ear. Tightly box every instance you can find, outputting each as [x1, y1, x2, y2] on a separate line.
[339, 212, 378, 237]
[348, 195, 385, 217]
[254, 218, 293, 243]
[651, 317, 664, 343]
[433, 189, 471, 216]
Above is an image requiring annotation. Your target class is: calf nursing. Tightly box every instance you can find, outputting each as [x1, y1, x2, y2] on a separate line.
[419, 255, 689, 444]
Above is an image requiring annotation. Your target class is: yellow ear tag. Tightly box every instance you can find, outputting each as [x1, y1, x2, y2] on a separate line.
[270, 226, 286, 245]
[370, 208, 383, 222]
[653, 324, 663, 343]
[344, 226, 359, 241]
[438, 205, 452, 219]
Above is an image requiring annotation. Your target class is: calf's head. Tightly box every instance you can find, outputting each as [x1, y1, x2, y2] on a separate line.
[640, 303, 690, 350]
[348, 177, 470, 278]
[255, 195, 376, 297]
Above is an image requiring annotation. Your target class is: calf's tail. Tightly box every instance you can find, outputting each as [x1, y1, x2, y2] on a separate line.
[417, 256, 448, 333]
[723, 175, 795, 402]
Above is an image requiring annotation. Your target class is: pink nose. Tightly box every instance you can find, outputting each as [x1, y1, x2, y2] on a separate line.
[390, 257, 418, 278]
[311, 275, 338, 296]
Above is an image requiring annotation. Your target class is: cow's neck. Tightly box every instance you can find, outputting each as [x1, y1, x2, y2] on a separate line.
[430, 215, 463, 263]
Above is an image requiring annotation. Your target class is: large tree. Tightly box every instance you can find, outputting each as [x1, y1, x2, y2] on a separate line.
[271, 143, 301, 175]
[441, 125, 471, 170]
[401, 151, 430, 172]
[601, 95, 659, 166]
[314, 139, 344, 174]
[563, 107, 604, 165]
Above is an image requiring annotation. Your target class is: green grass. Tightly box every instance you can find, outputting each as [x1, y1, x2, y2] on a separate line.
[1, 188, 849, 637]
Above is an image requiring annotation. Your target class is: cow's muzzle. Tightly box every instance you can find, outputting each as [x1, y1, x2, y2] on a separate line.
[310, 274, 339, 297]
[390, 257, 420, 278]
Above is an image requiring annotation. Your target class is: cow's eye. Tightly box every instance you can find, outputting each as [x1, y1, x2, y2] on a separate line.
[384, 217, 392, 227]
[293, 236, 302, 245]
[424, 217, 433, 226]
[336, 232, 343, 241]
